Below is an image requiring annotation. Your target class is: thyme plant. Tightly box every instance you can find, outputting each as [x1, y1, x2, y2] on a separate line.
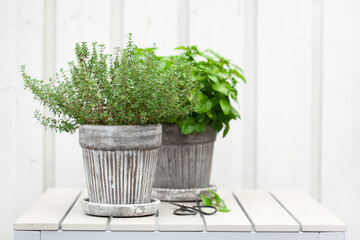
[22, 35, 197, 133]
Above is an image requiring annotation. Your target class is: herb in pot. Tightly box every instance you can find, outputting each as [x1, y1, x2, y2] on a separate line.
[21, 34, 198, 132]
[159, 46, 246, 137]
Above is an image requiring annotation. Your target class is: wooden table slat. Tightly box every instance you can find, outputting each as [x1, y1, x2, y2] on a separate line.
[110, 212, 156, 231]
[203, 190, 252, 232]
[271, 190, 347, 232]
[158, 202, 204, 231]
[13, 188, 81, 231]
[61, 191, 109, 231]
[234, 190, 300, 232]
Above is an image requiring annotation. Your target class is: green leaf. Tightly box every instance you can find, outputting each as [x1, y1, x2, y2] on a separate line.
[212, 83, 229, 95]
[195, 99, 212, 113]
[205, 49, 222, 59]
[230, 62, 244, 73]
[181, 117, 195, 135]
[211, 120, 223, 132]
[230, 90, 239, 104]
[196, 114, 205, 123]
[230, 106, 241, 119]
[159, 61, 166, 70]
[194, 122, 206, 133]
[217, 207, 231, 212]
[220, 99, 230, 115]
[175, 46, 188, 50]
[222, 122, 230, 137]
[208, 75, 219, 84]
[201, 194, 212, 206]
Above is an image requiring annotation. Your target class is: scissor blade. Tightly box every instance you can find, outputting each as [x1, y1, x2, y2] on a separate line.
[169, 202, 184, 208]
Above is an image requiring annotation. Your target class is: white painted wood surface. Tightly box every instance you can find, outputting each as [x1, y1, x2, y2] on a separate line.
[14, 189, 347, 240]
[203, 190, 252, 232]
[272, 190, 347, 231]
[189, 0, 245, 190]
[158, 202, 204, 231]
[14, 189, 81, 230]
[242, 0, 258, 190]
[61, 191, 108, 231]
[234, 190, 299, 232]
[0, 0, 44, 239]
[123, 0, 178, 55]
[111, 214, 156, 231]
[54, 0, 111, 189]
[321, 1, 360, 240]
[256, 0, 313, 193]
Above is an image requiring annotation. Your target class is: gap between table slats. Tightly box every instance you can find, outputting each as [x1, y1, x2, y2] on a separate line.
[271, 190, 347, 232]
[233, 190, 300, 232]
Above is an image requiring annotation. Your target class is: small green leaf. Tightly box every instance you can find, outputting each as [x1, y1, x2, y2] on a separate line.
[159, 61, 166, 70]
[222, 122, 230, 137]
[194, 122, 206, 133]
[201, 194, 212, 206]
[230, 106, 241, 119]
[230, 90, 239, 104]
[175, 46, 188, 50]
[196, 114, 205, 123]
[230, 62, 244, 73]
[212, 83, 229, 95]
[195, 99, 212, 113]
[217, 207, 231, 212]
[181, 117, 195, 135]
[220, 99, 230, 115]
[204, 49, 222, 59]
[208, 75, 219, 84]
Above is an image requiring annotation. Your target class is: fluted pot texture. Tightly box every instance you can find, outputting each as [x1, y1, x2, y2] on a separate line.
[79, 124, 162, 205]
[154, 124, 216, 189]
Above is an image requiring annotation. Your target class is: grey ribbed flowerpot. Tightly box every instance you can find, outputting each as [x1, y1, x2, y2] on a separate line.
[79, 124, 162, 216]
[153, 124, 216, 194]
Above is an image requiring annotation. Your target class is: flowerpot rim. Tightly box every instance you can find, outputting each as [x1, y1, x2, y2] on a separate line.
[79, 124, 162, 150]
[161, 124, 216, 145]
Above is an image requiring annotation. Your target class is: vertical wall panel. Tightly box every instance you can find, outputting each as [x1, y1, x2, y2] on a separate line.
[322, 0, 360, 239]
[256, 0, 313, 192]
[243, 0, 258, 189]
[123, 0, 178, 55]
[0, 0, 44, 239]
[189, 0, 245, 190]
[54, 0, 111, 187]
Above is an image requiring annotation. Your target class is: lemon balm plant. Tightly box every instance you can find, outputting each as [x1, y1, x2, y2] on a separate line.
[153, 46, 245, 201]
[164, 46, 245, 137]
[22, 35, 197, 216]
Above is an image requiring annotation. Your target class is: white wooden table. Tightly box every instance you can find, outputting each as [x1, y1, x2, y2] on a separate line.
[14, 189, 346, 240]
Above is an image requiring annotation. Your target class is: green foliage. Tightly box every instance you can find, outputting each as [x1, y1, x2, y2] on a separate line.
[22, 35, 197, 133]
[159, 46, 245, 137]
[201, 187, 231, 212]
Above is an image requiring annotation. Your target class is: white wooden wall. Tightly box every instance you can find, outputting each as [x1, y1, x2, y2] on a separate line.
[1, 0, 359, 239]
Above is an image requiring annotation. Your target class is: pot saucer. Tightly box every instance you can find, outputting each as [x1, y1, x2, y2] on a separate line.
[81, 198, 160, 217]
[152, 185, 217, 201]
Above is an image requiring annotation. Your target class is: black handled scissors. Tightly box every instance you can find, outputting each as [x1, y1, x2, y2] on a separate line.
[169, 202, 217, 216]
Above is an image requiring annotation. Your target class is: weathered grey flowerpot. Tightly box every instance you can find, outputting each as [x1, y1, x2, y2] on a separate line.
[153, 124, 216, 191]
[79, 124, 162, 212]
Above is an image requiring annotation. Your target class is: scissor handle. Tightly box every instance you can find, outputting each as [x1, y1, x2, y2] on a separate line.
[173, 207, 197, 216]
[192, 205, 218, 215]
